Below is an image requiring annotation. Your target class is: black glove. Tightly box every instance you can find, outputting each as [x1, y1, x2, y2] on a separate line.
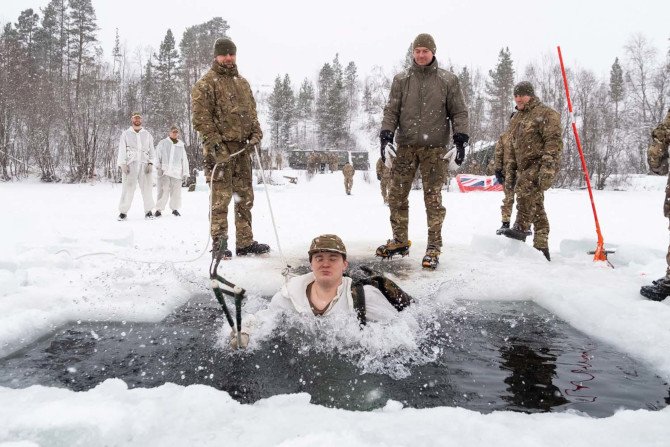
[453, 133, 469, 166]
[494, 169, 505, 184]
[377, 174, 382, 181]
[380, 130, 394, 163]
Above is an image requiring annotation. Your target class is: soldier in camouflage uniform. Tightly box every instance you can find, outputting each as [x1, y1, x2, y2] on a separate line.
[493, 112, 520, 234]
[343, 161, 355, 195]
[375, 157, 393, 204]
[640, 109, 670, 301]
[191, 37, 269, 259]
[377, 33, 469, 269]
[501, 82, 563, 261]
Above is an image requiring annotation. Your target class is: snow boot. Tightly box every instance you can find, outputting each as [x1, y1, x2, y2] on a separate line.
[496, 221, 510, 235]
[172, 210, 181, 216]
[154, 210, 162, 217]
[640, 281, 670, 302]
[536, 247, 551, 261]
[118, 213, 127, 221]
[501, 224, 529, 242]
[145, 211, 154, 219]
[375, 239, 411, 259]
[212, 238, 232, 261]
[422, 245, 440, 269]
[236, 241, 270, 256]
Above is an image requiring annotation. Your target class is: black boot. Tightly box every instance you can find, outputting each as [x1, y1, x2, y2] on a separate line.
[172, 210, 181, 216]
[421, 245, 440, 269]
[496, 221, 510, 235]
[640, 281, 670, 302]
[118, 213, 127, 221]
[501, 224, 528, 242]
[536, 247, 551, 261]
[375, 239, 411, 259]
[236, 241, 270, 256]
[154, 210, 162, 217]
[212, 238, 232, 260]
[145, 211, 154, 219]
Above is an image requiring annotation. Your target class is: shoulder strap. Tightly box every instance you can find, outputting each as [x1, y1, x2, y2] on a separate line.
[350, 282, 367, 326]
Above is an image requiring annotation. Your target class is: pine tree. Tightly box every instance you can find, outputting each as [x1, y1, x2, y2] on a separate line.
[485, 47, 515, 140]
[67, 0, 98, 104]
[295, 78, 314, 145]
[344, 61, 358, 132]
[153, 29, 181, 132]
[609, 57, 624, 126]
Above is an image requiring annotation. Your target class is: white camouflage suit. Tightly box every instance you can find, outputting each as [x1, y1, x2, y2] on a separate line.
[116, 127, 156, 214]
[155, 137, 190, 212]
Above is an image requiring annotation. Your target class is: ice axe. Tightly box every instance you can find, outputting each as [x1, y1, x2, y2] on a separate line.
[558, 46, 615, 266]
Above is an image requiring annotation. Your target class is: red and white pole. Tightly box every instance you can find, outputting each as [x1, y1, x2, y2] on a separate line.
[557, 46, 612, 264]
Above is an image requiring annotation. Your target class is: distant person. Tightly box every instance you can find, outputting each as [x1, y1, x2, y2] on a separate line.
[191, 37, 269, 260]
[640, 108, 670, 301]
[493, 112, 520, 235]
[343, 161, 355, 195]
[116, 112, 156, 220]
[500, 81, 563, 261]
[377, 33, 469, 269]
[155, 126, 190, 217]
[376, 156, 393, 205]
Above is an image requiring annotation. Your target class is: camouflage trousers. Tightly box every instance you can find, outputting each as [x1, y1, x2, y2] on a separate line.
[500, 186, 515, 222]
[344, 176, 353, 194]
[206, 142, 255, 248]
[380, 177, 390, 203]
[388, 146, 446, 247]
[513, 167, 549, 249]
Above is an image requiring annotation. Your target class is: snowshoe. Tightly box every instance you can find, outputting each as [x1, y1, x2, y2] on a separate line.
[375, 239, 411, 259]
[495, 221, 510, 235]
[501, 225, 529, 242]
[236, 241, 270, 256]
[422, 246, 440, 269]
[118, 213, 127, 221]
[640, 282, 670, 302]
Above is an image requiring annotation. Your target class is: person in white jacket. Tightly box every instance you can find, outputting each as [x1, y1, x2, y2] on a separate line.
[155, 126, 190, 217]
[231, 234, 398, 348]
[116, 112, 156, 220]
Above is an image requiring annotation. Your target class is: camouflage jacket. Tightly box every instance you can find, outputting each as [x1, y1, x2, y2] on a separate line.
[375, 157, 391, 179]
[343, 163, 355, 178]
[381, 59, 469, 148]
[648, 109, 670, 175]
[508, 98, 563, 181]
[493, 112, 519, 172]
[191, 61, 262, 156]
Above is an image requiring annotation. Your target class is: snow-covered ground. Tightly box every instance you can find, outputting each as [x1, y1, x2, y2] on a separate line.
[1, 170, 670, 446]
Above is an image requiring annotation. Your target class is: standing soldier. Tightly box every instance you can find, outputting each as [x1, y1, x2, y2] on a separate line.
[376, 33, 469, 269]
[191, 37, 269, 260]
[501, 81, 563, 261]
[155, 126, 189, 217]
[343, 161, 355, 195]
[375, 156, 393, 205]
[640, 109, 670, 301]
[116, 112, 156, 220]
[493, 112, 520, 235]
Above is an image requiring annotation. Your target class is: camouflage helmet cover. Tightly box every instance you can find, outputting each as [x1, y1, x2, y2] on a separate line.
[308, 234, 347, 258]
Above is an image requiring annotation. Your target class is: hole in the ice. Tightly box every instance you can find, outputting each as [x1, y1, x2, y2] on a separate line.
[0, 296, 667, 417]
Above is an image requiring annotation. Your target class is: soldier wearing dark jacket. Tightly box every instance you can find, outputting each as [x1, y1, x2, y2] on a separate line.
[501, 82, 563, 261]
[191, 37, 269, 259]
[640, 109, 670, 301]
[376, 33, 469, 269]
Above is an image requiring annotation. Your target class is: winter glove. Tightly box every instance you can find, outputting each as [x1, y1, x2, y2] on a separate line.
[122, 164, 130, 175]
[453, 133, 469, 166]
[380, 130, 394, 163]
[144, 163, 153, 174]
[494, 169, 505, 184]
[377, 173, 382, 181]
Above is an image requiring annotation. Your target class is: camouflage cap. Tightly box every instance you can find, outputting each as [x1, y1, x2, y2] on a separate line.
[308, 234, 347, 258]
[513, 81, 535, 97]
[131, 111, 142, 118]
[413, 33, 436, 54]
[214, 37, 236, 56]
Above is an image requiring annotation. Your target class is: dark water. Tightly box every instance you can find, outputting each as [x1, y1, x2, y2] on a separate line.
[0, 294, 668, 417]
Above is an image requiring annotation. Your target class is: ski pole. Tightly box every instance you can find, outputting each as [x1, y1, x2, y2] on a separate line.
[557, 46, 614, 265]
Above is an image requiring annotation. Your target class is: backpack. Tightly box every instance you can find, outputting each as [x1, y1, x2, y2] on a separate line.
[349, 266, 413, 326]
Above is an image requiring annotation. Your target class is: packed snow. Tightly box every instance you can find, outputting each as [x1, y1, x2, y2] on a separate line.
[1, 170, 670, 446]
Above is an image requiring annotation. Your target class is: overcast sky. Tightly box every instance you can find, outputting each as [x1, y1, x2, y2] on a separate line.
[2, 0, 669, 88]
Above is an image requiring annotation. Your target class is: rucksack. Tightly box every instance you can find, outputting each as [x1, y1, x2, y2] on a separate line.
[349, 266, 413, 325]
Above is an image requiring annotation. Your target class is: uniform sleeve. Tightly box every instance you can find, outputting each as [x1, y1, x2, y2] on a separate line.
[446, 76, 469, 136]
[493, 133, 505, 171]
[381, 76, 402, 133]
[116, 132, 126, 167]
[539, 109, 563, 175]
[191, 80, 223, 149]
[148, 134, 156, 165]
[363, 285, 398, 322]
